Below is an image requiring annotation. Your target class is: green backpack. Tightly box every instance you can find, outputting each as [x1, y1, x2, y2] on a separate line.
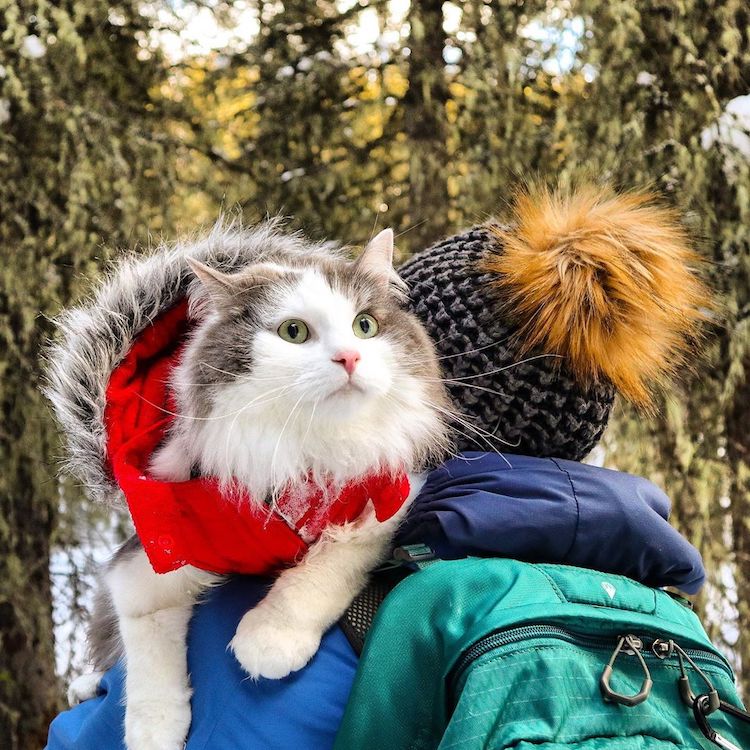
[335, 558, 750, 749]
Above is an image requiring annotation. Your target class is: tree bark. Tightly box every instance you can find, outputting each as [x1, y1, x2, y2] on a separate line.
[404, 0, 450, 248]
[0, 261, 62, 749]
[728, 349, 750, 681]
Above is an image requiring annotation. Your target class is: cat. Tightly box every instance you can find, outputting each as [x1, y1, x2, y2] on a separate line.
[69, 228, 452, 750]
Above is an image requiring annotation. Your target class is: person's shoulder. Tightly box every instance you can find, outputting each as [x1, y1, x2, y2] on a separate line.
[47, 577, 359, 750]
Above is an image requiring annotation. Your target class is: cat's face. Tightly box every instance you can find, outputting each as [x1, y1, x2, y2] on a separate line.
[173, 229, 451, 494]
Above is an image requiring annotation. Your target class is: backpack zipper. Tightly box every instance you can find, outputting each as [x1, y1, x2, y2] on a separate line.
[448, 624, 733, 698]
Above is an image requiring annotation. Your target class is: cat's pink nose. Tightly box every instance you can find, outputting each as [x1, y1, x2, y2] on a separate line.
[332, 350, 361, 376]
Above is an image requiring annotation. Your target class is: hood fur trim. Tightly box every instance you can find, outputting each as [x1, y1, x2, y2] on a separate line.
[44, 220, 332, 505]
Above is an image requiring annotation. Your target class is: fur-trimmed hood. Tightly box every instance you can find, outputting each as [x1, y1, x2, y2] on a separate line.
[45, 220, 336, 506]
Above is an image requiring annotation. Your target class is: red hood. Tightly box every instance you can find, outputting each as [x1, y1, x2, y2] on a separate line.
[104, 301, 410, 575]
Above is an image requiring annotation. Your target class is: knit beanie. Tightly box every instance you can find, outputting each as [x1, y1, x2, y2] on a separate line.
[400, 186, 708, 461]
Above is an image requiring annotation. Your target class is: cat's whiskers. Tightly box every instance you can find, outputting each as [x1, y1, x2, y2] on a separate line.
[301, 396, 321, 449]
[418, 378, 510, 400]
[398, 352, 563, 378]
[379, 390, 482, 465]
[367, 213, 381, 245]
[199, 361, 260, 381]
[394, 218, 428, 241]
[376, 384, 448, 447]
[435, 337, 512, 361]
[445, 353, 564, 381]
[178, 363, 312, 387]
[181, 373, 293, 387]
[137, 382, 293, 423]
[222, 385, 294, 482]
[417, 395, 518, 458]
[449, 407, 519, 449]
[445, 419, 515, 466]
[196, 281, 276, 304]
[269, 391, 308, 494]
[225, 281, 276, 300]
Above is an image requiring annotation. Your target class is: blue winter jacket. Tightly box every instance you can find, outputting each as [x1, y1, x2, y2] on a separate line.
[46, 453, 704, 750]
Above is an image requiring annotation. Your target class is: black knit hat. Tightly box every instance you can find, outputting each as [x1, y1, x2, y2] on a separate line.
[401, 227, 614, 461]
[399, 186, 709, 462]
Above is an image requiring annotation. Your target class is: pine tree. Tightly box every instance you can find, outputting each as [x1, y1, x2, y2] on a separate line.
[0, 2, 177, 746]
[554, 0, 750, 682]
[180, 0, 408, 245]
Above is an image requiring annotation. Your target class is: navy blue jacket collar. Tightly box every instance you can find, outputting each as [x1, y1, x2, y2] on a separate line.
[398, 452, 704, 594]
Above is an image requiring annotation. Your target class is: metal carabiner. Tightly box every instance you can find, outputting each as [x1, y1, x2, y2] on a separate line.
[600, 635, 653, 707]
[693, 694, 744, 750]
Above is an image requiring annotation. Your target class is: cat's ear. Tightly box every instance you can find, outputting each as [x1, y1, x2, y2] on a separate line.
[187, 258, 286, 311]
[360, 228, 394, 276]
[357, 229, 407, 296]
[186, 257, 239, 301]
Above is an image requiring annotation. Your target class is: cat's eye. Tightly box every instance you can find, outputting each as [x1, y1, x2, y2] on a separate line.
[353, 313, 379, 339]
[278, 319, 309, 343]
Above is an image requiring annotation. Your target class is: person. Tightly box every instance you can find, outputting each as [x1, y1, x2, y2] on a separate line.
[45, 187, 709, 748]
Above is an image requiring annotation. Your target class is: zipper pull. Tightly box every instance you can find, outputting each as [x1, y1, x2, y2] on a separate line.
[600, 634, 653, 707]
[656, 638, 722, 713]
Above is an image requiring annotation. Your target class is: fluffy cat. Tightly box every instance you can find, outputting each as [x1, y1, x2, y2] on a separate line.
[70, 228, 451, 750]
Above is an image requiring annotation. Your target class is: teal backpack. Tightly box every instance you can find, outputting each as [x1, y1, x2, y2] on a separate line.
[335, 558, 750, 749]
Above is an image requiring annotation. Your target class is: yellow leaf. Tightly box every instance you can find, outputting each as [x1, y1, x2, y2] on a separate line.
[445, 99, 458, 124]
[391, 162, 409, 182]
[449, 81, 467, 99]
[383, 65, 409, 98]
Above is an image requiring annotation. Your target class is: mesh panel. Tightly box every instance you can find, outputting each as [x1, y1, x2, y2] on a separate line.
[340, 568, 411, 655]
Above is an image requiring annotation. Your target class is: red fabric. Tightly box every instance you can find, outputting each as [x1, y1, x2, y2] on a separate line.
[104, 302, 410, 575]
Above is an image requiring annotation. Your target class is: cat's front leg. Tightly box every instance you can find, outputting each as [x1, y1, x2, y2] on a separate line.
[108, 542, 218, 750]
[231, 503, 408, 680]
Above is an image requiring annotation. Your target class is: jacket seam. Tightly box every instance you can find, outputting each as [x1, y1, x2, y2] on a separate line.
[550, 457, 580, 562]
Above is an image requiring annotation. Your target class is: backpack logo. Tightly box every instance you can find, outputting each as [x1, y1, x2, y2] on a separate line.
[601, 582, 616, 599]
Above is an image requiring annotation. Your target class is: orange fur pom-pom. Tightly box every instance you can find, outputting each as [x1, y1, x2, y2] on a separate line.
[483, 185, 711, 408]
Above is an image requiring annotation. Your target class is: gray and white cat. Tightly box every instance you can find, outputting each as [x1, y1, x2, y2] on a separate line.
[69, 228, 451, 750]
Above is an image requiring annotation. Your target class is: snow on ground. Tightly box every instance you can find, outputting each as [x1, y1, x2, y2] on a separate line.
[51, 504, 128, 680]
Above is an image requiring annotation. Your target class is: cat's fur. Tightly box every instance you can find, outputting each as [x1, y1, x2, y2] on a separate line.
[69, 229, 451, 750]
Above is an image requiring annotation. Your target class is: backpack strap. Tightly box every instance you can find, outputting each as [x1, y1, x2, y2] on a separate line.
[339, 567, 411, 655]
[339, 545, 436, 655]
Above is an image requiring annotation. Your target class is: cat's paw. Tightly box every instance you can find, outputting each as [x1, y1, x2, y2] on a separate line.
[125, 697, 191, 750]
[67, 671, 105, 705]
[230, 608, 322, 680]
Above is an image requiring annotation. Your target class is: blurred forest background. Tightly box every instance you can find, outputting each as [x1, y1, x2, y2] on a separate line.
[1, 0, 749, 747]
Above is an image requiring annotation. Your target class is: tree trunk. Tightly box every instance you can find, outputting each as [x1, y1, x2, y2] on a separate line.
[404, 0, 450, 248]
[0, 262, 62, 749]
[728, 350, 750, 681]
